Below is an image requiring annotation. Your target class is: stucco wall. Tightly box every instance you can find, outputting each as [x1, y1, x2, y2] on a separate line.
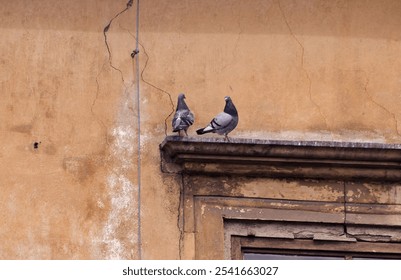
[1, 0, 401, 259]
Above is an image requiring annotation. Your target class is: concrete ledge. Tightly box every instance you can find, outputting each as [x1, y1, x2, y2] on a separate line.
[160, 136, 401, 181]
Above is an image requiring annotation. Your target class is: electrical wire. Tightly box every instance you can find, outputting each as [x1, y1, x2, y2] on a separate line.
[133, 0, 142, 260]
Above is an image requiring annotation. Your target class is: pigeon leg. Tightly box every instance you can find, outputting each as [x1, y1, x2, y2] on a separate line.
[184, 129, 188, 137]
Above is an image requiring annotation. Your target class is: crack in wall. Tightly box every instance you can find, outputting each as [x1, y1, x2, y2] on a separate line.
[140, 44, 175, 136]
[93, 1, 139, 149]
[122, 25, 175, 136]
[341, 182, 393, 242]
[92, 62, 111, 146]
[103, 0, 133, 85]
[177, 174, 185, 260]
[350, 233, 393, 241]
[277, 0, 330, 132]
[362, 73, 400, 136]
[220, 3, 243, 72]
[343, 181, 348, 238]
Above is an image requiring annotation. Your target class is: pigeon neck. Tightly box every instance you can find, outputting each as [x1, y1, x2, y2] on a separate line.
[224, 100, 238, 116]
[177, 98, 189, 110]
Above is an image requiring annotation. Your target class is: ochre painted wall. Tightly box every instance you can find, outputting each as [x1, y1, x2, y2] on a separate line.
[1, 0, 401, 259]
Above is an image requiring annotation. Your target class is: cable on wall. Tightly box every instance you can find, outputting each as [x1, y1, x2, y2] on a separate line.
[131, 0, 142, 260]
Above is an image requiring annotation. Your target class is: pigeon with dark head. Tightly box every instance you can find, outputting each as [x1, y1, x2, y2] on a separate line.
[172, 93, 195, 136]
[196, 96, 238, 141]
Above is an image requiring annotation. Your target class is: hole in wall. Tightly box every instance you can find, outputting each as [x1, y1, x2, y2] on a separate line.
[33, 141, 41, 149]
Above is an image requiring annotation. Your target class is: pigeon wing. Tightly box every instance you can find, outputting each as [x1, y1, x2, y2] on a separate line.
[213, 112, 233, 128]
[200, 112, 233, 133]
[186, 110, 195, 125]
[173, 109, 194, 131]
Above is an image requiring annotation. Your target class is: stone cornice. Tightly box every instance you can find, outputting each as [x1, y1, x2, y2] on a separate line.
[160, 136, 401, 182]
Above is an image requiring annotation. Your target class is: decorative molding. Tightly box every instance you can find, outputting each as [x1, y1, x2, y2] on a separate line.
[160, 136, 401, 182]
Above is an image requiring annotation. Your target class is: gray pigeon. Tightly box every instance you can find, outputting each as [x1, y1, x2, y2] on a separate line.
[172, 93, 195, 136]
[196, 96, 238, 140]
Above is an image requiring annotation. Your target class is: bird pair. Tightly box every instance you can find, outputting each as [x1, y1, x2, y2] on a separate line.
[172, 94, 239, 141]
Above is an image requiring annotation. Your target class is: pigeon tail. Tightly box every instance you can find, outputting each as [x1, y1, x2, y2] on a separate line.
[196, 127, 213, 135]
[172, 116, 184, 132]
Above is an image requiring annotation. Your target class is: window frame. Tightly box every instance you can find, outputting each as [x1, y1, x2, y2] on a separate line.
[160, 137, 401, 259]
[231, 236, 401, 260]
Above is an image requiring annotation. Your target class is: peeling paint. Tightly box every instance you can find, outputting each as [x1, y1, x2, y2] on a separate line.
[102, 173, 136, 259]
[201, 204, 206, 216]
[97, 199, 105, 209]
[101, 85, 138, 259]
[111, 126, 135, 168]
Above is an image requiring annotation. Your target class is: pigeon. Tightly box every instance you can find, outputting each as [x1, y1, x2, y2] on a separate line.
[172, 93, 195, 136]
[196, 96, 238, 141]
